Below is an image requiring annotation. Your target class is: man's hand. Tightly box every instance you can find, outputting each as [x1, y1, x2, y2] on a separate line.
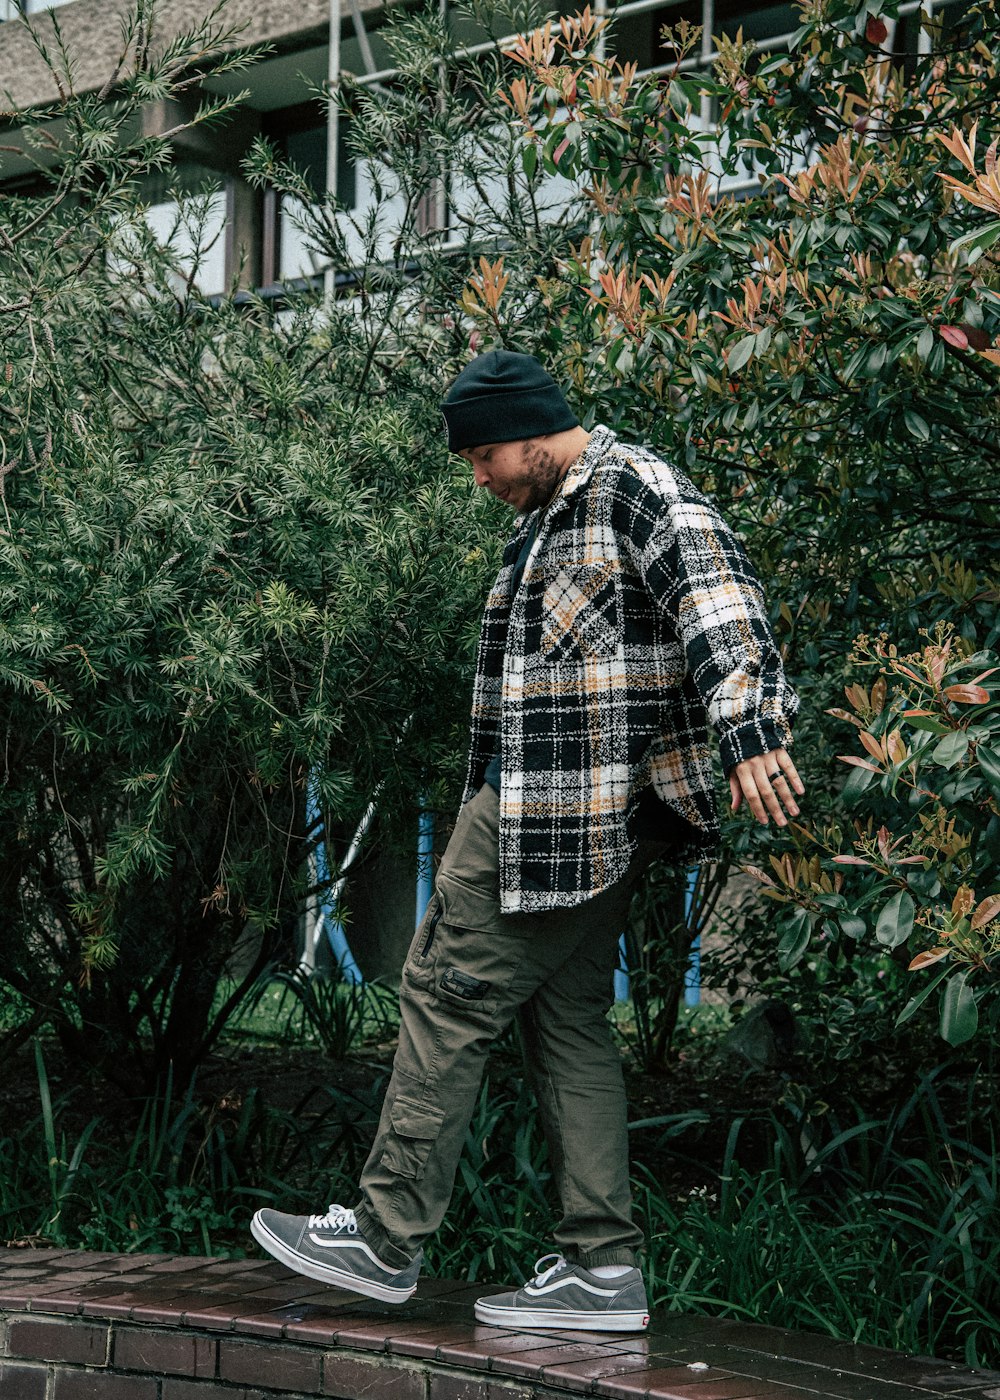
[729, 748, 804, 827]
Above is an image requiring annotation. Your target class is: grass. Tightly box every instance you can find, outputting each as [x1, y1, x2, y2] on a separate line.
[638, 1083, 1000, 1367]
[222, 967, 401, 1054]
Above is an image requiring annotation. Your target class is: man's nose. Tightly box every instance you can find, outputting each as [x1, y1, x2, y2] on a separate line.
[473, 463, 490, 488]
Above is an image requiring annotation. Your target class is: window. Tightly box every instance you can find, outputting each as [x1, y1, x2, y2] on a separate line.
[260, 105, 360, 284]
[2, 0, 77, 15]
[108, 166, 229, 298]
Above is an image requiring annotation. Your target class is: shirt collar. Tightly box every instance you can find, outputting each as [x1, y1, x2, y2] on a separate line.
[559, 424, 616, 502]
[514, 424, 616, 528]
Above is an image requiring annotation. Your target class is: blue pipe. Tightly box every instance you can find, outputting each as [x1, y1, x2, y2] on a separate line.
[683, 867, 701, 1007]
[416, 806, 435, 927]
[307, 781, 363, 983]
[615, 866, 700, 1004]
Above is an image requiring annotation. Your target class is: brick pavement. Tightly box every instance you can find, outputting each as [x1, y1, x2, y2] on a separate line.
[2, 1249, 999, 1399]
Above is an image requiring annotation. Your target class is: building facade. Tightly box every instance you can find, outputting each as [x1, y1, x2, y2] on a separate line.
[1, 0, 955, 301]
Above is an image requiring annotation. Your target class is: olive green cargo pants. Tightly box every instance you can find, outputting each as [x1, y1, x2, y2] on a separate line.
[355, 783, 664, 1270]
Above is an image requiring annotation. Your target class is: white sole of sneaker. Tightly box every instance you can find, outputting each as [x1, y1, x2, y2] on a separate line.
[474, 1300, 649, 1331]
[250, 1213, 417, 1304]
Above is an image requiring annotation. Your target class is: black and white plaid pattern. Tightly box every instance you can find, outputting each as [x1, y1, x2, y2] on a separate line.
[463, 426, 799, 913]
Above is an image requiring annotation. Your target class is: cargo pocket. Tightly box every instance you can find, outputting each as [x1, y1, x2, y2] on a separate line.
[382, 1096, 445, 1180]
[429, 873, 515, 1017]
[404, 894, 443, 993]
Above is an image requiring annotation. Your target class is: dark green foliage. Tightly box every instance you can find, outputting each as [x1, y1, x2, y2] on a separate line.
[0, 5, 499, 1085]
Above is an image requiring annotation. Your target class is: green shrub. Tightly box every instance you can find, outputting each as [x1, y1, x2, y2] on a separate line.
[757, 625, 1000, 1050]
[0, 6, 498, 1084]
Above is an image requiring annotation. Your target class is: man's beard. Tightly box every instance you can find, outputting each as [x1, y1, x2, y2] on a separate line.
[511, 441, 565, 512]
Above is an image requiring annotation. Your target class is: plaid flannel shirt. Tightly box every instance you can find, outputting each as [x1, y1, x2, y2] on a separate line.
[462, 425, 799, 914]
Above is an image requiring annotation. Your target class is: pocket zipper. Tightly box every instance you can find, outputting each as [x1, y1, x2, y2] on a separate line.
[420, 906, 443, 959]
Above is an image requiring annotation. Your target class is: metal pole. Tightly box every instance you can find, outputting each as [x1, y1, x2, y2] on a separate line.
[325, 0, 342, 302]
[699, 0, 714, 136]
[416, 807, 435, 927]
[595, 0, 607, 65]
[918, 0, 934, 54]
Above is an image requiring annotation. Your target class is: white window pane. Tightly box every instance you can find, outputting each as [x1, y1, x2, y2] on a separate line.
[279, 196, 327, 282]
[143, 191, 228, 295]
[335, 159, 408, 266]
[450, 111, 583, 230]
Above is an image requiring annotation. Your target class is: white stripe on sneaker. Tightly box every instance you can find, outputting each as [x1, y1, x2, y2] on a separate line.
[306, 1233, 405, 1273]
[525, 1274, 622, 1298]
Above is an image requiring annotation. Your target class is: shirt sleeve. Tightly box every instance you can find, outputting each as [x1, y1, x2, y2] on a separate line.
[630, 493, 799, 775]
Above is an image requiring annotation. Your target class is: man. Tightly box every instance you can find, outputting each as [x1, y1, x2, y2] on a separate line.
[251, 350, 802, 1332]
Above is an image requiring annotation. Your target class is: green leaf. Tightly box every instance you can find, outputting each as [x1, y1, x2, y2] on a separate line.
[932, 730, 969, 769]
[984, 815, 1000, 863]
[521, 143, 538, 182]
[838, 914, 866, 940]
[977, 744, 1000, 795]
[875, 889, 914, 948]
[916, 325, 934, 360]
[777, 906, 812, 972]
[940, 970, 978, 1045]
[842, 763, 878, 800]
[905, 716, 950, 734]
[902, 408, 930, 441]
[895, 965, 950, 1027]
[866, 343, 888, 375]
[949, 220, 1000, 258]
[727, 334, 757, 372]
[908, 868, 940, 900]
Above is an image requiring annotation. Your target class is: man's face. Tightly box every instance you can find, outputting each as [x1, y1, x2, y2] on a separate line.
[459, 437, 564, 513]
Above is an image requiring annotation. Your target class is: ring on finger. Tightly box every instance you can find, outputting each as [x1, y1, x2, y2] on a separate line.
[767, 771, 782, 782]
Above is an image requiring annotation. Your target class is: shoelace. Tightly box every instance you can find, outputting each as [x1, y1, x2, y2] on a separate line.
[531, 1253, 569, 1287]
[309, 1203, 357, 1233]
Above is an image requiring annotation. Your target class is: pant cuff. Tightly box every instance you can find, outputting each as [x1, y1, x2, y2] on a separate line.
[353, 1203, 414, 1270]
[572, 1246, 640, 1268]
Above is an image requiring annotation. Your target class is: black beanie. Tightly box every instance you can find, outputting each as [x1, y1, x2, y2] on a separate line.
[441, 350, 579, 452]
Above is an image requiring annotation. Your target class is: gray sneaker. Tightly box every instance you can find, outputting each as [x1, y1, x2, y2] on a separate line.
[474, 1254, 649, 1331]
[250, 1203, 421, 1303]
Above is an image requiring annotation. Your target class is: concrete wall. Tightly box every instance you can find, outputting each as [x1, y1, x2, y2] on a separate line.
[0, 0, 378, 113]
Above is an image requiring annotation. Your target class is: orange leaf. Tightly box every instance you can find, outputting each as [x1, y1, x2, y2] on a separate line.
[741, 864, 776, 887]
[859, 730, 885, 760]
[826, 706, 865, 729]
[893, 663, 924, 683]
[838, 755, 882, 771]
[865, 16, 888, 43]
[934, 122, 978, 176]
[887, 730, 908, 765]
[971, 894, 1000, 929]
[908, 948, 951, 971]
[940, 325, 969, 349]
[944, 683, 989, 704]
[832, 854, 871, 866]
